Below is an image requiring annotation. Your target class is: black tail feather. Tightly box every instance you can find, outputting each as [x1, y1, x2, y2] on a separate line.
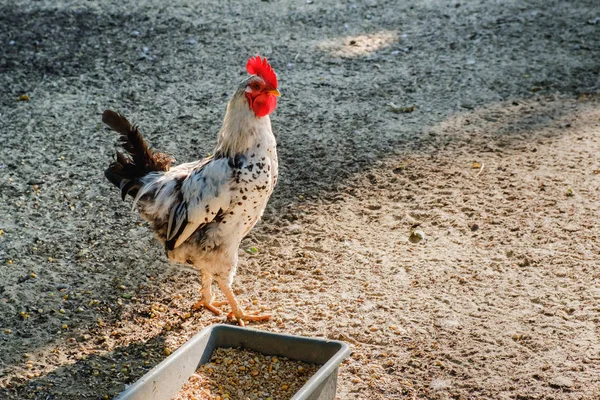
[103, 110, 172, 200]
[104, 166, 138, 201]
[119, 180, 138, 201]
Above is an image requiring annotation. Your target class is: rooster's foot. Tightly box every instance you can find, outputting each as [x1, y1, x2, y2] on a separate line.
[192, 300, 228, 316]
[227, 310, 271, 327]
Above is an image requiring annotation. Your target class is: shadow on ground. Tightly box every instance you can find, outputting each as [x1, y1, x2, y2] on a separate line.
[1, 334, 167, 399]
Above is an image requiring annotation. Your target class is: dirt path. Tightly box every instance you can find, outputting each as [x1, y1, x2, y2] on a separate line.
[1, 0, 599, 398]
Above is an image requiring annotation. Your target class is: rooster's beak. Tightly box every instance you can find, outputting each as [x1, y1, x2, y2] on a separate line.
[268, 89, 281, 97]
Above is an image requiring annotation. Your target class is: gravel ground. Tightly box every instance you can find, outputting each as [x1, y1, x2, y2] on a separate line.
[1, 0, 599, 399]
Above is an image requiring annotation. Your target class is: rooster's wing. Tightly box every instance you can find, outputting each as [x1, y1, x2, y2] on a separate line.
[165, 157, 233, 250]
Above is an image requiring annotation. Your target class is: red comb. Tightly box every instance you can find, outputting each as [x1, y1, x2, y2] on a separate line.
[246, 56, 278, 89]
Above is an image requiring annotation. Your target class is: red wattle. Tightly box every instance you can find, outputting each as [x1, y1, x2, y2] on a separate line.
[247, 93, 277, 118]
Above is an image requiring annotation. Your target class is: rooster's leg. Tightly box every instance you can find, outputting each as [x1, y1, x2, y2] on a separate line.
[192, 271, 227, 315]
[216, 279, 270, 327]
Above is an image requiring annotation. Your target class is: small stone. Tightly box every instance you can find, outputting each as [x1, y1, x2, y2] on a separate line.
[287, 224, 302, 233]
[550, 376, 573, 389]
[553, 269, 568, 278]
[388, 103, 415, 114]
[562, 224, 579, 233]
[409, 230, 425, 243]
[430, 378, 451, 391]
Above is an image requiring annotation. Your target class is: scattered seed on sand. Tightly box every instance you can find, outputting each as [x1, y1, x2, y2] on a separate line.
[174, 347, 320, 400]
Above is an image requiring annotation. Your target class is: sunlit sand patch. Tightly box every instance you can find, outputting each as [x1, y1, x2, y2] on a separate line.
[317, 31, 399, 58]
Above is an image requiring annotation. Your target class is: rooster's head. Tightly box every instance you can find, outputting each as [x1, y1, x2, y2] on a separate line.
[242, 56, 280, 118]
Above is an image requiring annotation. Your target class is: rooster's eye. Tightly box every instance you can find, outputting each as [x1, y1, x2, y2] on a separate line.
[250, 83, 260, 90]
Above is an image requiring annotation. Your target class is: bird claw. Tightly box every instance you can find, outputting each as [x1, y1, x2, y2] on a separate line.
[192, 300, 228, 316]
[227, 311, 271, 327]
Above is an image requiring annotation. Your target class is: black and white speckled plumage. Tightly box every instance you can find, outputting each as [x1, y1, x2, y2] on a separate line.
[104, 72, 279, 324]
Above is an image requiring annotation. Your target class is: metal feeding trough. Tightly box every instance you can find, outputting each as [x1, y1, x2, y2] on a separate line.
[116, 324, 351, 400]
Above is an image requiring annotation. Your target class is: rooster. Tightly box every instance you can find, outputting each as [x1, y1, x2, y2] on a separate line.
[103, 56, 280, 326]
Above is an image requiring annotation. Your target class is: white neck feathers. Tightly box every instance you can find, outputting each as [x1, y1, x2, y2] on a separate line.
[215, 93, 274, 157]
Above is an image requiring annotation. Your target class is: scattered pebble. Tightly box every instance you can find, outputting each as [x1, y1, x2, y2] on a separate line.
[430, 378, 451, 391]
[286, 224, 302, 233]
[409, 230, 425, 243]
[388, 103, 415, 113]
[549, 376, 573, 389]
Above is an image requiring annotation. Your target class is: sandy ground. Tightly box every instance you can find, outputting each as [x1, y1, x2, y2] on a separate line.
[1, 0, 600, 399]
